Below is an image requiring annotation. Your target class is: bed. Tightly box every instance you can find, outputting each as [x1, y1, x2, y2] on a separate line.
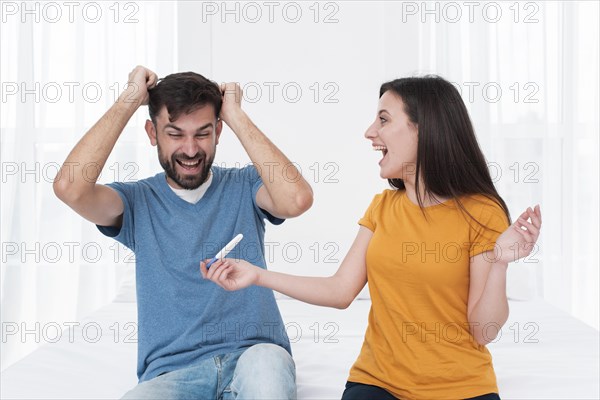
[1, 297, 598, 399]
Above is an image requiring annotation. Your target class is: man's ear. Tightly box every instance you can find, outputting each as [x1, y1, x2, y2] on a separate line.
[145, 120, 157, 146]
[215, 119, 223, 145]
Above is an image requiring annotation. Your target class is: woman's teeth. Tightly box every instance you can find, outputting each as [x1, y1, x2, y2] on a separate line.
[374, 146, 388, 157]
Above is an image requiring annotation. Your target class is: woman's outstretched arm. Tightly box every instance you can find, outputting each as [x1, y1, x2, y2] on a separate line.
[200, 227, 372, 309]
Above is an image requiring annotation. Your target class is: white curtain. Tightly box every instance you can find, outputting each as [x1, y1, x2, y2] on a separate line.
[1, 1, 178, 369]
[2, 1, 598, 371]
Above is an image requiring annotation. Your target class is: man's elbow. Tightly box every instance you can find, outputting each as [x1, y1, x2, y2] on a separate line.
[294, 190, 313, 215]
[53, 176, 88, 206]
[53, 176, 75, 203]
[277, 190, 313, 218]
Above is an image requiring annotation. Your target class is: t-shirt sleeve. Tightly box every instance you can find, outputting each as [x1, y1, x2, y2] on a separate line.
[243, 164, 285, 226]
[468, 198, 510, 258]
[96, 182, 135, 251]
[358, 193, 384, 232]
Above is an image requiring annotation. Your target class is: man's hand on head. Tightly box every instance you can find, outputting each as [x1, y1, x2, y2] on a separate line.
[215, 81, 313, 218]
[119, 65, 158, 107]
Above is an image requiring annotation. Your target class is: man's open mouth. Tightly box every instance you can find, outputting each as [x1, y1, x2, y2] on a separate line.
[176, 159, 202, 170]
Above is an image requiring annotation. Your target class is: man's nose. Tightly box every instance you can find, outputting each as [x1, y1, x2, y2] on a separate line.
[182, 137, 200, 157]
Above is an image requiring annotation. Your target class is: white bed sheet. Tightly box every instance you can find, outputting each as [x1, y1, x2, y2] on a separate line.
[1, 298, 598, 399]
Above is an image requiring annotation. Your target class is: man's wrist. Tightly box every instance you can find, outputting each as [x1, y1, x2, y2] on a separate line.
[224, 109, 250, 133]
[114, 93, 142, 114]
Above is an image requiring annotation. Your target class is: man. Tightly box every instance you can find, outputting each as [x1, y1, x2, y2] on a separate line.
[53, 65, 313, 399]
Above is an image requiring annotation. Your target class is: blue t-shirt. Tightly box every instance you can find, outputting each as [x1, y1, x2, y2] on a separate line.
[98, 165, 291, 382]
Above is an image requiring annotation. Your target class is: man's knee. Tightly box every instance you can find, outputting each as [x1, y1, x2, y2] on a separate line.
[231, 343, 296, 399]
[120, 378, 169, 400]
[239, 343, 294, 370]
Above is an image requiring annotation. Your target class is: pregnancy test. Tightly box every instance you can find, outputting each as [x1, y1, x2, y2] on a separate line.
[206, 234, 244, 269]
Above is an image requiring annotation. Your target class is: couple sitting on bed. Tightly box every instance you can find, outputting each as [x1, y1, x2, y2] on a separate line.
[54, 65, 542, 400]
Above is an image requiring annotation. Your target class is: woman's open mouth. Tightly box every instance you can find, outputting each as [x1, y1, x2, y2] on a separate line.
[373, 145, 388, 164]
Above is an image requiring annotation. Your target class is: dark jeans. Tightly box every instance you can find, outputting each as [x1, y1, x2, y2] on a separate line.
[341, 381, 501, 400]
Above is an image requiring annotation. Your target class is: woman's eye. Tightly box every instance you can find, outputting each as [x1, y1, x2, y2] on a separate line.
[379, 117, 387, 124]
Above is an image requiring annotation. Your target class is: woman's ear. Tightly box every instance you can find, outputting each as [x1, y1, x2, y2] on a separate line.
[145, 120, 157, 146]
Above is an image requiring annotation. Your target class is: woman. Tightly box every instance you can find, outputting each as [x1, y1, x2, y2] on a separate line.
[201, 76, 542, 400]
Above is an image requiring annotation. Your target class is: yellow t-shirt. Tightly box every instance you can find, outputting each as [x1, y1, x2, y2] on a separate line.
[348, 189, 510, 399]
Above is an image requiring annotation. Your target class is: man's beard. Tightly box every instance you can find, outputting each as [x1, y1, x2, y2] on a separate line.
[157, 143, 214, 190]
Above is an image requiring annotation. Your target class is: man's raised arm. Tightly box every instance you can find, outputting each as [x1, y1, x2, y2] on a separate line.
[53, 66, 157, 227]
[219, 83, 314, 219]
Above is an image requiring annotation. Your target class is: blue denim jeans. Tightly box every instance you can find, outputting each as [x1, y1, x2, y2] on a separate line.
[121, 343, 296, 400]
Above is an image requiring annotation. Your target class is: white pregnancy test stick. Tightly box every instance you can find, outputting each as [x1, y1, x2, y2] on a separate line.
[206, 234, 244, 269]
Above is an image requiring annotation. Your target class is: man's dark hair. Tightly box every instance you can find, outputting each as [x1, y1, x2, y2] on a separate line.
[148, 72, 222, 124]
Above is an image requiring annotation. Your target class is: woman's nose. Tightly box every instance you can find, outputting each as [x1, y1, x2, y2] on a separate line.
[364, 122, 377, 140]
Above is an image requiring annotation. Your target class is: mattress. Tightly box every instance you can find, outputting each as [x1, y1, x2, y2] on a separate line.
[1, 298, 598, 399]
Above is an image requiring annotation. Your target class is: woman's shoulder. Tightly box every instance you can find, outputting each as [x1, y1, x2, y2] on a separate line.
[460, 193, 508, 221]
[362, 188, 404, 213]
[374, 188, 404, 203]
